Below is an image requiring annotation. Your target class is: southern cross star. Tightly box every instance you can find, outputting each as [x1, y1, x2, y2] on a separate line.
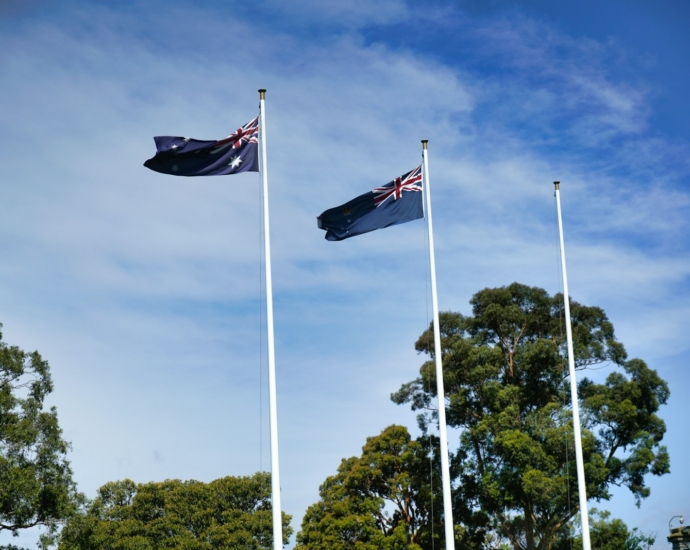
[172, 164, 179, 172]
[228, 155, 243, 169]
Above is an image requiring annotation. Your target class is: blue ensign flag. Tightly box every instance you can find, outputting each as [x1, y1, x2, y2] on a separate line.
[144, 116, 259, 176]
[317, 166, 424, 241]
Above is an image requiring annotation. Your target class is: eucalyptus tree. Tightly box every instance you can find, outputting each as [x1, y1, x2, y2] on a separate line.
[0, 324, 81, 543]
[392, 283, 669, 550]
[296, 425, 473, 550]
[58, 473, 291, 550]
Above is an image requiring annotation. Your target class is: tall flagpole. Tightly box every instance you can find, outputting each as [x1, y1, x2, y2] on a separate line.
[422, 140, 455, 550]
[258, 89, 283, 550]
[554, 181, 591, 550]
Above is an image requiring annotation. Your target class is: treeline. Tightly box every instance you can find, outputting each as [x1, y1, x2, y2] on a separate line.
[1, 283, 668, 549]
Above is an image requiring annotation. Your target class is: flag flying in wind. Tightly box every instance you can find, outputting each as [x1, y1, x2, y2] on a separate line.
[317, 166, 424, 241]
[144, 116, 259, 176]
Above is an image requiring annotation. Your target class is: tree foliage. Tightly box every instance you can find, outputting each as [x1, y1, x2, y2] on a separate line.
[296, 425, 455, 550]
[58, 472, 292, 550]
[392, 283, 669, 550]
[553, 509, 655, 550]
[0, 323, 81, 540]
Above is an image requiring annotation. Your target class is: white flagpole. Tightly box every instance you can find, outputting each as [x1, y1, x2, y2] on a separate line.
[554, 181, 591, 550]
[422, 140, 455, 550]
[258, 89, 283, 550]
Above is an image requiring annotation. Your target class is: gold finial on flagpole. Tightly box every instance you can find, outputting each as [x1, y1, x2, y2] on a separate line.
[422, 139, 428, 150]
[554, 181, 560, 190]
[258, 89, 266, 100]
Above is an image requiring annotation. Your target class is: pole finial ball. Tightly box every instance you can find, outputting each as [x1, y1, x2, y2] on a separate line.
[554, 181, 560, 190]
[258, 89, 266, 99]
[421, 140, 428, 150]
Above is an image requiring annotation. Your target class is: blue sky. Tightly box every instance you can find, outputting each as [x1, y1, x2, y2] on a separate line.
[1, 1, 689, 548]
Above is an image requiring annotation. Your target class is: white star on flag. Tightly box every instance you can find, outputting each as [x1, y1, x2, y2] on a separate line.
[228, 155, 243, 169]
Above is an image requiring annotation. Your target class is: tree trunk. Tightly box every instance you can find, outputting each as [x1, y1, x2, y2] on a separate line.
[524, 503, 536, 550]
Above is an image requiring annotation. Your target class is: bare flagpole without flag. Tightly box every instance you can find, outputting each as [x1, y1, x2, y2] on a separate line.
[258, 89, 283, 550]
[422, 140, 455, 550]
[554, 181, 591, 550]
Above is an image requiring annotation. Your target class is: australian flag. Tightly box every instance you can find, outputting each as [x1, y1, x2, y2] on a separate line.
[317, 166, 424, 241]
[144, 116, 259, 176]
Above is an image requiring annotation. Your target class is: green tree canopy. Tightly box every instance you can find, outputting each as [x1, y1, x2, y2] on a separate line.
[57, 472, 291, 550]
[553, 509, 655, 550]
[296, 425, 461, 550]
[392, 283, 670, 550]
[0, 323, 81, 540]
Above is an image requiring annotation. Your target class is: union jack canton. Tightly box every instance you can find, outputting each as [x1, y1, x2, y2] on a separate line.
[373, 165, 423, 206]
[209, 116, 259, 155]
